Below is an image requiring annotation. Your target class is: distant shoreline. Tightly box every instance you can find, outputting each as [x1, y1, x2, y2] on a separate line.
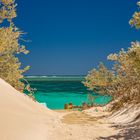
[24, 75, 86, 77]
[25, 75, 85, 81]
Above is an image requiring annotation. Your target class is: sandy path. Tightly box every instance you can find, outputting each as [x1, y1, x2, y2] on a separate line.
[54, 108, 140, 140]
[50, 110, 119, 140]
[61, 111, 99, 124]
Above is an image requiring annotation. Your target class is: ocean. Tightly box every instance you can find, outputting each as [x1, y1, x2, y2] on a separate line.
[25, 76, 111, 109]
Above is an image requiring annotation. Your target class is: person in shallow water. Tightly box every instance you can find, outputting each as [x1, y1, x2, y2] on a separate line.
[64, 102, 90, 110]
[64, 104, 69, 109]
[69, 103, 73, 109]
[64, 103, 73, 109]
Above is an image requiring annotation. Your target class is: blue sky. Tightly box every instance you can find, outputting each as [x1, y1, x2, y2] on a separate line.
[16, 0, 140, 75]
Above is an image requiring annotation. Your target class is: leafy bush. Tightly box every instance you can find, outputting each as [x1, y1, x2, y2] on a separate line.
[0, 0, 29, 91]
[83, 2, 140, 110]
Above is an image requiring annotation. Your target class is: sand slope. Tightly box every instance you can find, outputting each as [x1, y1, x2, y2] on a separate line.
[0, 78, 60, 140]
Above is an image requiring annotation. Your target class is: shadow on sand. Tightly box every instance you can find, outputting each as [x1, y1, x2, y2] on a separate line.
[97, 121, 140, 140]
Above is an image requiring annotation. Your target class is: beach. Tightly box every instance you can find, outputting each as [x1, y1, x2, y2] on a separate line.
[0, 0, 140, 139]
[0, 78, 139, 140]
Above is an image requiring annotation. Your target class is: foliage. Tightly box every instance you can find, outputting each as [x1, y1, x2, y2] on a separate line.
[83, 63, 114, 95]
[84, 43, 140, 110]
[108, 42, 140, 108]
[83, 2, 140, 110]
[129, 1, 140, 29]
[0, 0, 29, 91]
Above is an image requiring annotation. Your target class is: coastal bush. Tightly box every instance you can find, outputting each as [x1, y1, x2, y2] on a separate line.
[108, 42, 140, 110]
[0, 0, 29, 91]
[82, 62, 115, 96]
[83, 43, 140, 110]
[83, 2, 140, 110]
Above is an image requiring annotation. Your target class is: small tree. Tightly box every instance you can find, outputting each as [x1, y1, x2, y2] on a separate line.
[0, 0, 29, 91]
[83, 62, 114, 95]
[107, 42, 140, 107]
[83, 1, 140, 110]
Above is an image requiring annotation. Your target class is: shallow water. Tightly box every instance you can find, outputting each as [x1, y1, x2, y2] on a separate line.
[25, 76, 111, 109]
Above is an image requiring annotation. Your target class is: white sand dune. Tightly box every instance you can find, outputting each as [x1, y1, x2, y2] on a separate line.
[0, 78, 60, 140]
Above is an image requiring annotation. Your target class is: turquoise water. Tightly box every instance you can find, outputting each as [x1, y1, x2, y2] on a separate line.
[25, 76, 111, 109]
